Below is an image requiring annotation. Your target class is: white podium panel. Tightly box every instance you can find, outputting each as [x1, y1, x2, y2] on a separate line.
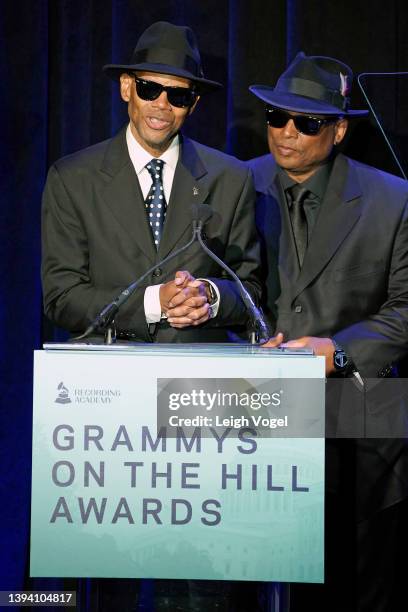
[31, 344, 325, 583]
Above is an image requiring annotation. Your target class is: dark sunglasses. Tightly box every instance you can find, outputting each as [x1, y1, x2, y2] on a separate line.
[266, 106, 339, 136]
[132, 75, 198, 108]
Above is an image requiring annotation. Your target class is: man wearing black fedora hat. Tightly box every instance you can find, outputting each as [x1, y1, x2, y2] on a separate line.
[249, 53, 408, 611]
[42, 21, 261, 344]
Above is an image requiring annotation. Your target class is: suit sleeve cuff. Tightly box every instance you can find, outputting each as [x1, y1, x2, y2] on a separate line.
[144, 284, 163, 323]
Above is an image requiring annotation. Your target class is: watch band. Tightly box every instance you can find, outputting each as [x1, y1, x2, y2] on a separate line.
[333, 340, 350, 373]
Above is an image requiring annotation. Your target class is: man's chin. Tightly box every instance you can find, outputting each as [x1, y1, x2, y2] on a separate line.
[276, 159, 299, 173]
[143, 133, 175, 155]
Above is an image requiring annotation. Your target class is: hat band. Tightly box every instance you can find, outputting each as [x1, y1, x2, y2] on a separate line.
[277, 77, 349, 111]
[132, 47, 203, 78]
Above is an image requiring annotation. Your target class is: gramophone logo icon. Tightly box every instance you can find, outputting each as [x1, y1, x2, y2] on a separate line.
[55, 382, 71, 404]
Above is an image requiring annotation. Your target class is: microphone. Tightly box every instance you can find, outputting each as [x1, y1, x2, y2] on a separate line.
[192, 202, 213, 230]
[192, 204, 271, 344]
[75, 205, 215, 341]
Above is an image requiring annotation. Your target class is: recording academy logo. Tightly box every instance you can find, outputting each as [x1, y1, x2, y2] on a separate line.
[54, 380, 121, 405]
[55, 382, 71, 404]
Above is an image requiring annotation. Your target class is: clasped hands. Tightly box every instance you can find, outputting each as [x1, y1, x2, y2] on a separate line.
[159, 274, 335, 373]
[263, 333, 335, 376]
[159, 270, 213, 329]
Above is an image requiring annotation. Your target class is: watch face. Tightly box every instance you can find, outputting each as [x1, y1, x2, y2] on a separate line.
[206, 282, 217, 305]
[334, 350, 348, 370]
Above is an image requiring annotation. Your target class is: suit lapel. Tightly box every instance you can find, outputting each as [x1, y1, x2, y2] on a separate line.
[292, 154, 363, 298]
[99, 131, 211, 264]
[100, 128, 156, 264]
[158, 135, 209, 258]
[258, 164, 301, 285]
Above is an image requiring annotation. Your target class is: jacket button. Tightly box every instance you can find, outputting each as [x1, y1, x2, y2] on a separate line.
[153, 268, 162, 277]
[294, 304, 302, 313]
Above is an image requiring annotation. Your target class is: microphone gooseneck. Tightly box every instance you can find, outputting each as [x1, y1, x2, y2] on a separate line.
[75, 204, 214, 341]
[75, 203, 270, 345]
[75, 233, 197, 341]
[193, 204, 270, 344]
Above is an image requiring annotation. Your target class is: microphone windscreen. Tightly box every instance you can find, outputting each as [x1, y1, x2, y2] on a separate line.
[191, 203, 213, 226]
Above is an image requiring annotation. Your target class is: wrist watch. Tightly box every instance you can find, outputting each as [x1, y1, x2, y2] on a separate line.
[204, 281, 217, 305]
[333, 340, 350, 373]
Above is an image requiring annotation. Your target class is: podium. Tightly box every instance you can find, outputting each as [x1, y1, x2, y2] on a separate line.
[31, 343, 325, 599]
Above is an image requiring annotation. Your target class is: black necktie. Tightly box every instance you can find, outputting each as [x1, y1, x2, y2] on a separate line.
[289, 184, 309, 267]
[145, 159, 167, 248]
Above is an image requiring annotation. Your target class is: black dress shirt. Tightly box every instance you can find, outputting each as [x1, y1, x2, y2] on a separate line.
[278, 159, 333, 243]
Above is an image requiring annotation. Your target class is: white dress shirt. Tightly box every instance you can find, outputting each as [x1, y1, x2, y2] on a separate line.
[126, 124, 179, 202]
[126, 124, 219, 325]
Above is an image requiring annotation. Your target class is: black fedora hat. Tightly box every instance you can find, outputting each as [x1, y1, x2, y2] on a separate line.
[103, 21, 222, 93]
[250, 52, 368, 116]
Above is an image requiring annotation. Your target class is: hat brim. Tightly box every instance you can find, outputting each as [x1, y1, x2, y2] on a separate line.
[249, 85, 369, 117]
[103, 63, 223, 93]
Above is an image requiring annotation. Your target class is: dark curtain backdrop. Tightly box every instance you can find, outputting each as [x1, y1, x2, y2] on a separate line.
[1, 0, 407, 601]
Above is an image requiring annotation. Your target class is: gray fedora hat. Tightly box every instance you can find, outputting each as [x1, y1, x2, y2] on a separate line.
[250, 52, 368, 116]
[103, 21, 222, 93]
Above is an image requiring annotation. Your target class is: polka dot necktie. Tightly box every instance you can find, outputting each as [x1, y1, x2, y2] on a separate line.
[145, 158, 167, 248]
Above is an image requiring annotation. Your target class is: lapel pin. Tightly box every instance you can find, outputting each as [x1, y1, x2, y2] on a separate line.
[193, 187, 199, 196]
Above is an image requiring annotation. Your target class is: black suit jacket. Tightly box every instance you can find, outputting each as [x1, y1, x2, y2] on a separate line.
[249, 152, 408, 519]
[42, 128, 261, 342]
[249, 152, 408, 378]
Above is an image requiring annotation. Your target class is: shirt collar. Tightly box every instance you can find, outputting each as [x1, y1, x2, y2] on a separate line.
[126, 124, 180, 175]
